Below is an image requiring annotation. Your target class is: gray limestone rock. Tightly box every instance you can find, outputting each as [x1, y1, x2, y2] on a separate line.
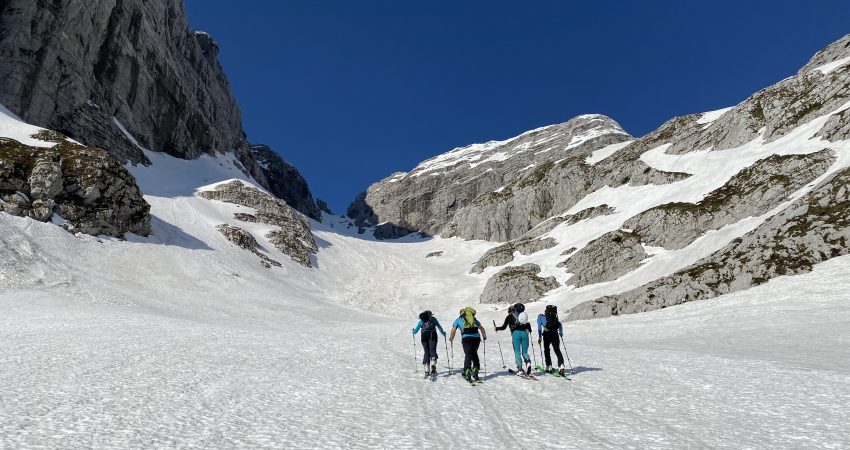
[0, 1, 319, 218]
[348, 115, 640, 241]
[568, 164, 850, 321]
[201, 181, 316, 267]
[479, 263, 560, 304]
[0, 0, 243, 164]
[624, 150, 836, 250]
[558, 230, 646, 287]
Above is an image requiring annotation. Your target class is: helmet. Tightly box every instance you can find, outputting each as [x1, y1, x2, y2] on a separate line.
[517, 311, 529, 325]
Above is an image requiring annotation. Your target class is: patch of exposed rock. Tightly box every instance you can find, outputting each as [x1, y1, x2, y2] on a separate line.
[558, 230, 646, 287]
[425, 251, 443, 258]
[479, 263, 560, 304]
[0, 133, 150, 236]
[624, 150, 836, 250]
[470, 237, 557, 274]
[200, 181, 316, 267]
[568, 164, 850, 320]
[215, 224, 281, 269]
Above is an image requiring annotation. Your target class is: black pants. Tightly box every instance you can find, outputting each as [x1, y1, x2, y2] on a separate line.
[462, 337, 481, 374]
[421, 331, 438, 364]
[543, 331, 564, 367]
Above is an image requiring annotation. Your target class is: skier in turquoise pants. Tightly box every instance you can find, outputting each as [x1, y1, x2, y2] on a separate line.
[494, 303, 533, 375]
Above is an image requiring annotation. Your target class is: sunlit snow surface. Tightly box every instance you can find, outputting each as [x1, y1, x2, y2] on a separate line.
[1, 105, 849, 448]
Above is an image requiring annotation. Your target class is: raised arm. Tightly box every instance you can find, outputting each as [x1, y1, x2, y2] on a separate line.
[434, 318, 446, 335]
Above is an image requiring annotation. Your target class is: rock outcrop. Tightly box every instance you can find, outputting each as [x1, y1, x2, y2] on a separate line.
[479, 263, 559, 304]
[558, 230, 646, 287]
[200, 181, 317, 267]
[0, 132, 150, 236]
[215, 224, 282, 269]
[568, 164, 850, 321]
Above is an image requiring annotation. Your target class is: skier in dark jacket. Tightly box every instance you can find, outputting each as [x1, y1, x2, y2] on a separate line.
[537, 305, 566, 376]
[412, 310, 446, 374]
[495, 303, 532, 375]
[449, 307, 487, 383]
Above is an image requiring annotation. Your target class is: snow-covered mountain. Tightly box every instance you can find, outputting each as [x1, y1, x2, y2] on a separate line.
[350, 32, 850, 321]
[1, 0, 849, 446]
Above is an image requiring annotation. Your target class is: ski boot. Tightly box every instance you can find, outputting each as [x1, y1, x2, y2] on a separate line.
[558, 364, 566, 377]
[545, 364, 552, 374]
[430, 358, 437, 375]
[472, 367, 480, 382]
[524, 361, 532, 376]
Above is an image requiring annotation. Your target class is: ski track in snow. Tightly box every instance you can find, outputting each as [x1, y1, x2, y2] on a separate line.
[1, 108, 849, 448]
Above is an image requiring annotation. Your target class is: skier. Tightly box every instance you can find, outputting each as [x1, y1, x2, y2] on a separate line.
[412, 310, 446, 374]
[449, 307, 487, 383]
[495, 303, 533, 376]
[537, 305, 566, 376]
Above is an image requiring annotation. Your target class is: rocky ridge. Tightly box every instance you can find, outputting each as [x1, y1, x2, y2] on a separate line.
[347, 115, 641, 241]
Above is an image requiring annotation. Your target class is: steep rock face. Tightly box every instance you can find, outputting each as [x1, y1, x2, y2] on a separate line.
[568, 164, 850, 321]
[249, 144, 320, 220]
[0, 0, 319, 217]
[479, 263, 560, 304]
[200, 181, 317, 267]
[0, 131, 150, 236]
[0, 0, 243, 163]
[348, 115, 638, 241]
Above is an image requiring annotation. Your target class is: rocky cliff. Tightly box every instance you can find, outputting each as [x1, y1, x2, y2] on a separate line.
[0, 0, 318, 218]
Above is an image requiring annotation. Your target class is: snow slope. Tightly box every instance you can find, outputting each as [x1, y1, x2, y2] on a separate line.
[2, 135, 850, 447]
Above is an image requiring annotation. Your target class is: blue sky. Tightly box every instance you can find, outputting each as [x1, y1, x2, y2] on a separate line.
[184, 0, 850, 213]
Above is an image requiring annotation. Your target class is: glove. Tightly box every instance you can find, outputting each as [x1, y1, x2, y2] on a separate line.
[441, 331, 447, 337]
[538, 338, 541, 345]
[483, 336, 487, 341]
[411, 329, 415, 334]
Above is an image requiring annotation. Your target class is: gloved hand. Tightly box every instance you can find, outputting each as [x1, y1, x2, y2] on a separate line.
[559, 333, 563, 338]
[483, 337, 487, 341]
[441, 331, 447, 337]
[411, 328, 415, 334]
[538, 338, 541, 345]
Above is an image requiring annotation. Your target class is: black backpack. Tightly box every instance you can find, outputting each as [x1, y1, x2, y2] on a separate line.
[419, 310, 436, 332]
[544, 305, 560, 332]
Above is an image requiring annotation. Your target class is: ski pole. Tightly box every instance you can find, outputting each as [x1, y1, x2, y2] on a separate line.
[539, 335, 545, 370]
[413, 333, 417, 373]
[562, 338, 574, 375]
[529, 331, 538, 373]
[450, 341, 455, 375]
[444, 336, 451, 372]
[492, 320, 506, 369]
[483, 338, 487, 379]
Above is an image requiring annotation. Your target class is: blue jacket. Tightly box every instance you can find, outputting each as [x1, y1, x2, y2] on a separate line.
[537, 314, 563, 337]
[412, 317, 446, 335]
[452, 316, 482, 339]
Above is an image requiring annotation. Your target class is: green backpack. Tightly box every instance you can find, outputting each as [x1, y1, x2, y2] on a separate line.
[461, 307, 478, 334]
